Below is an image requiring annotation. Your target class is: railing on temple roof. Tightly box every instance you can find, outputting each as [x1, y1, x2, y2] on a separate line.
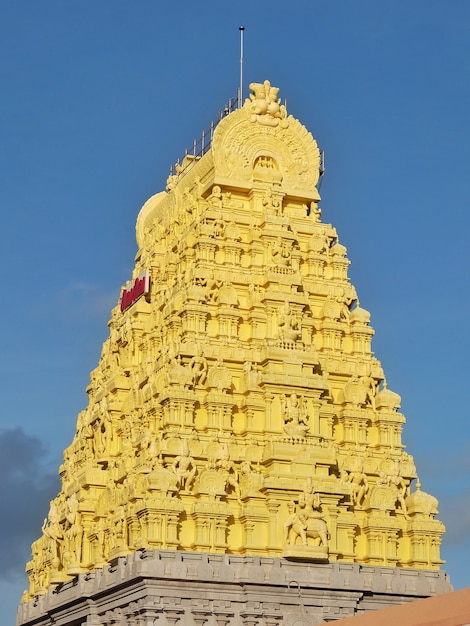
[168, 94, 326, 185]
[169, 96, 238, 179]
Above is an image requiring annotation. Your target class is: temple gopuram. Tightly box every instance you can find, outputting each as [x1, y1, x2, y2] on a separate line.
[17, 81, 451, 626]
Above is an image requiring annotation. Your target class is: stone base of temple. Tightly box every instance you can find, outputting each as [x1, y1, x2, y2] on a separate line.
[16, 550, 452, 626]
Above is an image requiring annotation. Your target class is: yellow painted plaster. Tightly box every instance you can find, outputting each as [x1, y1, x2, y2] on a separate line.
[23, 81, 445, 601]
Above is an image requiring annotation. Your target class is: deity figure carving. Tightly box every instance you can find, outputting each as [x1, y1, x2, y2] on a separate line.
[247, 282, 263, 306]
[211, 213, 226, 239]
[284, 478, 328, 548]
[309, 230, 329, 254]
[239, 460, 263, 496]
[278, 301, 301, 342]
[78, 414, 95, 456]
[262, 189, 282, 215]
[207, 185, 223, 209]
[167, 356, 193, 389]
[171, 441, 197, 492]
[112, 504, 128, 549]
[246, 80, 288, 128]
[166, 173, 178, 192]
[243, 361, 261, 389]
[216, 444, 241, 501]
[321, 295, 349, 322]
[376, 461, 410, 519]
[309, 202, 322, 222]
[271, 237, 292, 267]
[94, 516, 107, 565]
[183, 187, 197, 215]
[29, 540, 48, 591]
[189, 346, 208, 387]
[282, 393, 309, 438]
[64, 493, 83, 566]
[140, 422, 161, 468]
[342, 375, 376, 408]
[41, 501, 63, 568]
[342, 460, 369, 506]
[206, 276, 223, 304]
[359, 375, 377, 410]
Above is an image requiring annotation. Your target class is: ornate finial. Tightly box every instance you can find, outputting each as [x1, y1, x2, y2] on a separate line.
[245, 80, 289, 128]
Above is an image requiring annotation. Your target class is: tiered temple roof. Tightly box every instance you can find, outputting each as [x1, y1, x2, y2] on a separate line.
[23, 81, 445, 602]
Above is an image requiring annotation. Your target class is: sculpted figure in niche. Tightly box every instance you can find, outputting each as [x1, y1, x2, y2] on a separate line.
[211, 213, 226, 239]
[344, 460, 369, 506]
[95, 516, 107, 564]
[183, 188, 197, 215]
[194, 175, 204, 199]
[271, 237, 292, 267]
[359, 375, 377, 410]
[78, 414, 95, 456]
[166, 173, 178, 192]
[309, 230, 329, 255]
[64, 493, 83, 565]
[282, 393, 309, 438]
[41, 501, 63, 568]
[216, 444, 241, 501]
[243, 361, 261, 388]
[167, 355, 192, 389]
[284, 478, 328, 547]
[172, 441, 197, 492]
[377, 461, 410, 519]
[106, 504, 127, 551]
[309, 202, 322, 222]
[189, 345, 208, 387]
[248, 282, 263, 306]
[262, 188, 281, 215]
[113, 504, 128, 548]
[207, 185, 223, 209]
[30, 540, 48, 591]
[342, 375, 369, 408]
[239, 460, 263, 495]
[278, 301, 301, 342]
[322, 295, 348, 322]
[206, 276, 223, 304]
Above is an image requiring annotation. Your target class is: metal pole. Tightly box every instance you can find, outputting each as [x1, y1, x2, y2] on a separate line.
[239, 26, 245, 108]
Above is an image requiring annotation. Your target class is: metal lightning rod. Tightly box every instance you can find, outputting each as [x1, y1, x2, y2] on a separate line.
[238, 26, 245, 108]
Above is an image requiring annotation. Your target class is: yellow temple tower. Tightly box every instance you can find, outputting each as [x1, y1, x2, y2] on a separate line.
[17, 81, 451, 626]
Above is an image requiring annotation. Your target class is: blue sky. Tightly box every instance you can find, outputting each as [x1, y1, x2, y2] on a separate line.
[2, 1, 470, 622]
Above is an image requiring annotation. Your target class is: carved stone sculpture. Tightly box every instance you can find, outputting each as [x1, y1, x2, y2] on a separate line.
[20, 81, 446, 615]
